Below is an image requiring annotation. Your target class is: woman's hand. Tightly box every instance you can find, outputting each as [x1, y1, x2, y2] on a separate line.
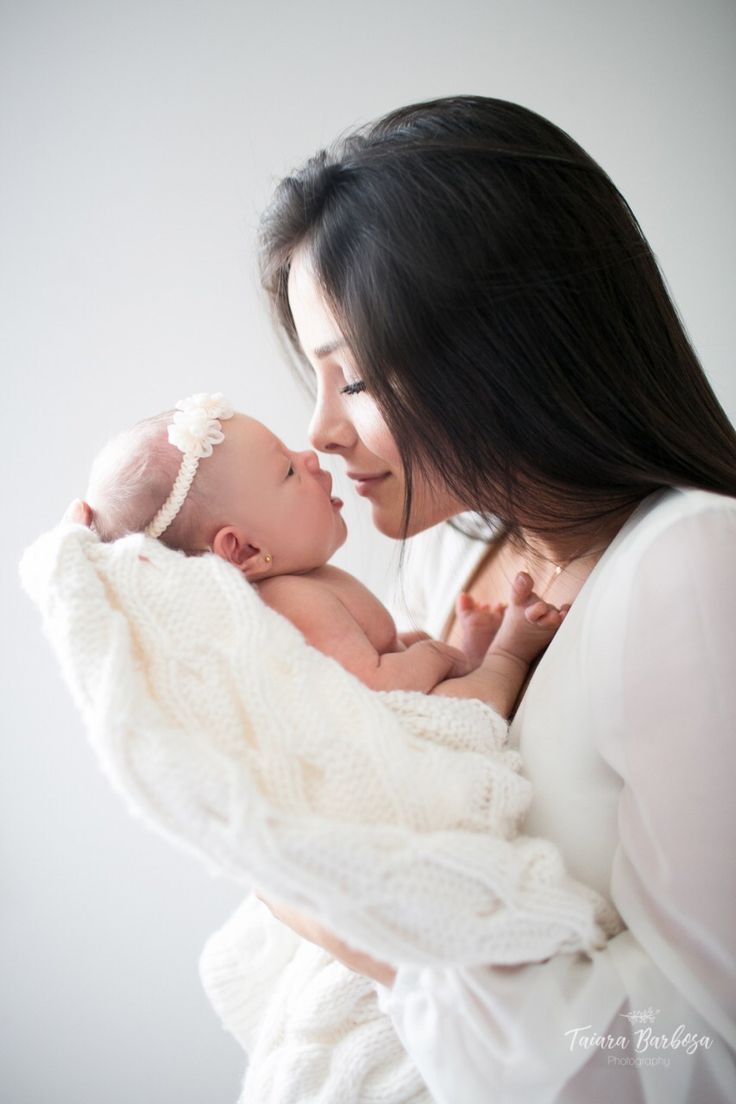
[257, 895, 397, 987]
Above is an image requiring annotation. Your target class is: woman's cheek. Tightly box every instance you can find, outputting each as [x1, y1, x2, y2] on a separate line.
[353, 400, 401, 467]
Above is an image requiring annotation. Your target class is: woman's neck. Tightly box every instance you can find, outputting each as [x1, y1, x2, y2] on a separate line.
[519, 503, 638, 566]
[516, 503, 638, 601]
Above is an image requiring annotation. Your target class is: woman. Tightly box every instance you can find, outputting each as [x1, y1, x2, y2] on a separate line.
[257, 97, 736, 1102]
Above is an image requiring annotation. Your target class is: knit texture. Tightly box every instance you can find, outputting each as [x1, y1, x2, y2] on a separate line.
[20, 524, 623, 1103]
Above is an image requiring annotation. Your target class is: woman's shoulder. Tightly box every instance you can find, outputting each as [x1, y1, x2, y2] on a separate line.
[611, 486, 736, 563]
[579, 488, 736, 712]
[641, 485, 736, 524]
[588, 486, 736, 627]
[578, 486, 734, 621]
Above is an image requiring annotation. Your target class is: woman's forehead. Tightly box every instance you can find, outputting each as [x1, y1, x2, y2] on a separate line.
[287, 253, 344, 357]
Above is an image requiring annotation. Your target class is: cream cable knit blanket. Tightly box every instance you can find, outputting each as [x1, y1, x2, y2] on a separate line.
[20, 524, 623, 1104]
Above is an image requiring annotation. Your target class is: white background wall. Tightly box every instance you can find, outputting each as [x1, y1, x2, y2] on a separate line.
[2, 1, 734, 1101]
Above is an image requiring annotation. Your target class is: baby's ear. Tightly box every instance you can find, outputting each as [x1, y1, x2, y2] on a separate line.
[212, 527, 261, 577]
[62, 499, 93, 527]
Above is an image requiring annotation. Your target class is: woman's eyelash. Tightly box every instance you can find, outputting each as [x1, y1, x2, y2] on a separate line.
[340, 381, 366, 396]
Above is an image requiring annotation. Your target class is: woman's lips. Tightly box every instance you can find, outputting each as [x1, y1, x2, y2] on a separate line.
[347, 472, 391, 497]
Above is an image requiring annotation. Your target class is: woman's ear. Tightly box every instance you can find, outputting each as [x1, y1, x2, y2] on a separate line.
[212, 527, 271, 579]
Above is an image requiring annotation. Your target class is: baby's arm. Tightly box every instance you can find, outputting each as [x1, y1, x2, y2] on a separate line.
[433, 572, 567, 717]
[258, 576, 471, 693]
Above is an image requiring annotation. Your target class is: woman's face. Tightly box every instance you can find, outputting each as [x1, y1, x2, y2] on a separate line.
[287, 253, 466, 538]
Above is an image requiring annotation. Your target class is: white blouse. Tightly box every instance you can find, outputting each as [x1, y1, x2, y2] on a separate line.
[383, 487, 736, 1104]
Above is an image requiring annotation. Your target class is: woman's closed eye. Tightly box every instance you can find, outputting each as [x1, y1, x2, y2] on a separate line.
[339, 380, 366, 396]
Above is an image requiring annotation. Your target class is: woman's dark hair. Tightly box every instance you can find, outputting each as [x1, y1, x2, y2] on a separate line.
[260, 95, 736, 540]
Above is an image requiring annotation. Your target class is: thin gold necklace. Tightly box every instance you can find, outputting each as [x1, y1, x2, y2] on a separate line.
[537, 562, 565, 600]
[530, 543, 609, 600]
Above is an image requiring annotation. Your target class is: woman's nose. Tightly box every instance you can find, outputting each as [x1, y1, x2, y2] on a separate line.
[308, 391, 357, 454]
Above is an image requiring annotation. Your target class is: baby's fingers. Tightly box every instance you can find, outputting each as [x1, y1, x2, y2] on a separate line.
[456, 591, 475, 613]
[526, 600, 563, 628]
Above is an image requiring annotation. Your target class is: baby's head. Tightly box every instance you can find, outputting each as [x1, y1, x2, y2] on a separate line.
[87, 394, 347, 579]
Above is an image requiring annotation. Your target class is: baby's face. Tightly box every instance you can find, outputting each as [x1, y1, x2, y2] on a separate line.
[204, 413, 347, 576]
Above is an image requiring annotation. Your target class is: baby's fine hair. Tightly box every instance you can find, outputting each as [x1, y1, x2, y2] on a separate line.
[86, 412, 208, 550]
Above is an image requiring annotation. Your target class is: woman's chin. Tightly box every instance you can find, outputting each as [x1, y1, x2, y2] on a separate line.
[369, 504, 426, 540]
[367, 504, 404, 540]
[370, 499, 464, 540]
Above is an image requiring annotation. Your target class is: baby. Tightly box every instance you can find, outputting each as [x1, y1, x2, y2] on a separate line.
[85, 393, 566, 718]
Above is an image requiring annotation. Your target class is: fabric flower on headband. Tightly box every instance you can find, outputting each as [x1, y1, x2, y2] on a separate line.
[168, 393, 235, 458]
[144, 392, 235, 540]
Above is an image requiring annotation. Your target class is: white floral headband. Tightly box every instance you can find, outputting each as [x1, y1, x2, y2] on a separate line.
[144, 392, 234, 539]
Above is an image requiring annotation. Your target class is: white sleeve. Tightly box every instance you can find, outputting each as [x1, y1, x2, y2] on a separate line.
[380, 502, 736, 1104]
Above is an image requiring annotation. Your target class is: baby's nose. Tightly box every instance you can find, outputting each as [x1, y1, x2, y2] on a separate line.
[300, 449, 321, 473]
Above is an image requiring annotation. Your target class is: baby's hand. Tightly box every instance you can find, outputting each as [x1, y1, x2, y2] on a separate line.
[455, 592, 506, 668]
[490, 572, 569, 666]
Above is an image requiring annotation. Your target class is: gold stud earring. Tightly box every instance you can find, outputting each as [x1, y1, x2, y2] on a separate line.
[264, 554, 273, 564]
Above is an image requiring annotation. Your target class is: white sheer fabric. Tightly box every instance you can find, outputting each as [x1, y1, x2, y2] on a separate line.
[383, 488, 736, 1103]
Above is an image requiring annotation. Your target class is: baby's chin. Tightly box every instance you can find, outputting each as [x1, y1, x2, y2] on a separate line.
[335, 516, 349, 551]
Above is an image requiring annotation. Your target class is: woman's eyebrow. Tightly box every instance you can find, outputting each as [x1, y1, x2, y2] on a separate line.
[313, 339, 346, 359]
